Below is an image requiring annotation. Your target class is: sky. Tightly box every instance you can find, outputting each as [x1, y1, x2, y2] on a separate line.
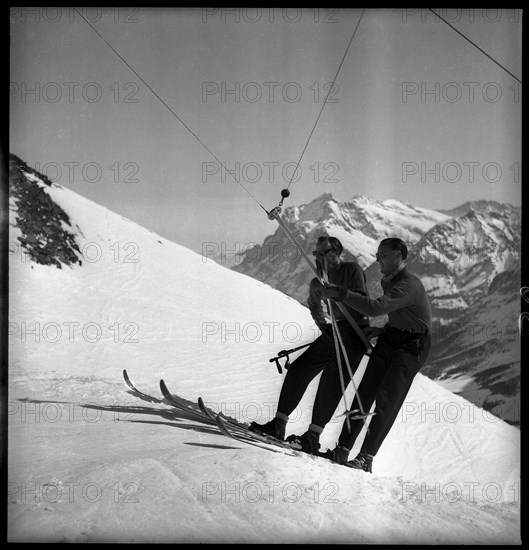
[9, 7, 522, 255]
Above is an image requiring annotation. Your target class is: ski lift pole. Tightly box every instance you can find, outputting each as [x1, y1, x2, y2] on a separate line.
[268, 199, 372, 431]
[322, 253, 372, 432]
[314, 250, 351, 431]
[267, 204, 373, 354]
[327, 298, 353, 431]
[321, 251, 372, 430]
[331, 305, 374, 432]
[318, 243, 372, 432]
[269, 342, 312, 374]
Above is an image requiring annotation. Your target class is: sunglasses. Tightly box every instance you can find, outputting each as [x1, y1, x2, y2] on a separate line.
[375, 250, 396, 261]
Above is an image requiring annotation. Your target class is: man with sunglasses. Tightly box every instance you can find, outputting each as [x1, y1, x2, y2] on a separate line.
[318, 237, 432, 473]
[249, 235, 370, 454]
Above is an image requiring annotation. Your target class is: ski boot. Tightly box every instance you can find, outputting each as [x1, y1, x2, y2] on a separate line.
[326, 445, 351, 466]
[249, 417, 286, 440]
[348, 449, 373, 473]
[286, 431, 321, 455]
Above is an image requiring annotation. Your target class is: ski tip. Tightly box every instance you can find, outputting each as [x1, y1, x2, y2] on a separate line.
[159, 379, 173, 401]
[123, 369, 133, 387]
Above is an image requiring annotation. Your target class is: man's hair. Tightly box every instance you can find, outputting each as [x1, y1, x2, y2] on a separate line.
[317, 235, 344, 256]
[379, 238, 408, 260]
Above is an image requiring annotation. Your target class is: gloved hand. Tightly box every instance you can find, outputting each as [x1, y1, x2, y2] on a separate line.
[321, 283, 347, 301]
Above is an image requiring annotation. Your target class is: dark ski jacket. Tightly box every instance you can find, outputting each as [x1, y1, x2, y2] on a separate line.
[341, 267, 431, 333]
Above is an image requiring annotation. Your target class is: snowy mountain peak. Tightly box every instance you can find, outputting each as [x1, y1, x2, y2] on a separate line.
[440, 199, 521, 218]
[287, 192, 337, 223]
[414, 204, 521, 290]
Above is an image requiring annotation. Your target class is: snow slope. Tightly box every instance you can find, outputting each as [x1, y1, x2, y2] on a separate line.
[8, 169, 521, 543]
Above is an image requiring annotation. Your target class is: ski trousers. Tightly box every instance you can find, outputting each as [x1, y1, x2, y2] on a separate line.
[277, 320, 367, 429]
[338, 327, 431, 456]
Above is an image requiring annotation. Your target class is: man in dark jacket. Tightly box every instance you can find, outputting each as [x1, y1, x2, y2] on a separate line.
[319, 237, 432, 473]
[249, 235, 370, 454]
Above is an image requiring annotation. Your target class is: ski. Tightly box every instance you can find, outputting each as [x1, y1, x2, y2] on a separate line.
[213, 413, 335, 460]
[159, 378, 270, 439]
[123, 372, 333, 462]
[198, 397, 250, 432]
[158, 378, 300, 453]
[198, 396, 219, 422]
[123, 369, 164, 404]
[197, 388, 363, 464]
[198, 394, 309, 455]
[213, 413, 295, 455]
[159, 379, 217, 425]
[214, 413, 300, 456]
[198, 396, 297, 448]
[123, 370, 215, 425]
[215, 415, 342, 462]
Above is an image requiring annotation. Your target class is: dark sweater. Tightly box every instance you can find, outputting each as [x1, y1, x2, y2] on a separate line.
[307, 261, 369, 328]
[341, 267, 431, 332]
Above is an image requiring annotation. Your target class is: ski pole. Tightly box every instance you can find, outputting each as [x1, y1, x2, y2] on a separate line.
[267, 207, 373, 354]
[269, 342, 312, 373]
